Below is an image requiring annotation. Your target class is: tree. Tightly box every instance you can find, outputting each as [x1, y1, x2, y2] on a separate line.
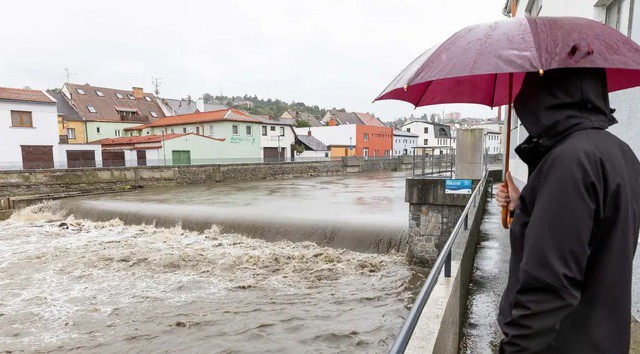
[295, 119, 311, 128]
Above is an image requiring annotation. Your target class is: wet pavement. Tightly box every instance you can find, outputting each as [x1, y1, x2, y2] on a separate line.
[461, 184, 640, 353]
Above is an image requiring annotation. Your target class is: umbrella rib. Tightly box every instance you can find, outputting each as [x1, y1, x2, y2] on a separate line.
[489, 73, 499, 107]
[413, 80, 435, 108]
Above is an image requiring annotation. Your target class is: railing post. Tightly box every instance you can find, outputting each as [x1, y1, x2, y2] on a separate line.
[464, 214, 468, 230]
[444, 248, 452, 278]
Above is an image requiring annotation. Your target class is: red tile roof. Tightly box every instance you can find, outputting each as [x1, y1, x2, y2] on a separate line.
[355, 112, 386, 127]
[124, 109, 260, 131]
[97, 133, 224, 145]
[0, 87, 56, 104]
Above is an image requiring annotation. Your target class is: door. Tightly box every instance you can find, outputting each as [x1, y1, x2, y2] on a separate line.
[21, 145, 54, 169]
[102, 151, 125, 167]
[263, 147, 280, 162]
[172, 150, 191, 165]
[136, 150, 147, 166]
[66, 150, 96, 168]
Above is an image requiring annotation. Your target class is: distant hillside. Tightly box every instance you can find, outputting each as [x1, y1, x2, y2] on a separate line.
[202, 93, 345, 119]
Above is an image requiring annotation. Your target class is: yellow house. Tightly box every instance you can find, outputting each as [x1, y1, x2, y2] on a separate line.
[48, 90, 87, 143]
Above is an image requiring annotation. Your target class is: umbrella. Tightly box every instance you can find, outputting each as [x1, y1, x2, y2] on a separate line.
[374, 15, 640, 228]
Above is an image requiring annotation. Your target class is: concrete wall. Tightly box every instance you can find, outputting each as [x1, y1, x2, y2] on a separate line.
[0, 100, 60, 169]
[456, 129, 485, 179]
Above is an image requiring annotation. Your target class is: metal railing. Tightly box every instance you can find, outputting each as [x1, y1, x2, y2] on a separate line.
[389, 174, 489, 354]
[411, 147, 456, 178]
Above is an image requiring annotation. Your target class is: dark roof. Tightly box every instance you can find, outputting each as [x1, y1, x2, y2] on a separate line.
[46, 90, 83, 121]
[286, 110, 323, 127]
[331, 111, 363, 125]
[251, 114, 294, 126]
[297, 134, 329, 151]
[160, 97, 228, 115]
[65, 83, 166, 123]
[0, 87, 56, 104]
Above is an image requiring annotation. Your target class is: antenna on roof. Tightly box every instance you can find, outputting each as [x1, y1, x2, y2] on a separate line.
[151, 77, 161, 96]
[64, 68, 73, 83]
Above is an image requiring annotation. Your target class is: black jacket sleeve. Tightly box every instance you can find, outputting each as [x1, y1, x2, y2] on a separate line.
[500, 151, 600, 353]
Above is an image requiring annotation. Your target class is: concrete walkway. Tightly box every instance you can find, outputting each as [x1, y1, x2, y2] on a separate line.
[461, 184, 640, 353]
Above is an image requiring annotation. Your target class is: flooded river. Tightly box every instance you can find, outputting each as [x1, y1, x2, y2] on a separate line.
[0, 172, 414, 353]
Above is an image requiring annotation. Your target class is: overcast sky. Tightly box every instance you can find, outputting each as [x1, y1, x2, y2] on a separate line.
[1, 0, 507, 121]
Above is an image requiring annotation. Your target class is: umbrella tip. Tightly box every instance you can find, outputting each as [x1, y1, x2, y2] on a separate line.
[539, 69, 544, 76]
[403, 85, 408, 92]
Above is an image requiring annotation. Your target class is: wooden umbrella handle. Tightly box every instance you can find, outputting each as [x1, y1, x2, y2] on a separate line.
[501, 182, 513, 228]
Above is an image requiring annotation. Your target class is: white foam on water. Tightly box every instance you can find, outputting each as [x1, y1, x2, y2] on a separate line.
[0, 203, 412, 352]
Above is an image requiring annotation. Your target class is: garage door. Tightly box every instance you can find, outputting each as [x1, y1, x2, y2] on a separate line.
[136, 150, 147, 166]
[172, 150, 191, 165]
[102, 151, 125, 167]
[66, 150, 96, 168]
[263, 147, 285, 162]
[21, 145, 54, 169]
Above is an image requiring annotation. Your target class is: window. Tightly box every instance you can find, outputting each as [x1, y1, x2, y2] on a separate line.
[10, 110, 32, 127]
[280, 126, 285, 136]
[209, 125, 214, 135]
[87, 106, 97, 113]
[67, 128, 76, 139]
[424, 127, 429, 134]
[183, 127, 187, 133]
[149, 111, 158, 118]
[385, 150, 391, 157]
[96, 91, 104, 97]
[424, 139, 428, 145]
[363, 147, 369, 157]
[76, 88, 85, 95]
[262, 126, 267, 136]
[233, 125, 239, 135]
[246, 126, 252, 135]
[194, 126, 199, 135]
[363, 133, 369, 141]
[127, 94, 135, 99]
[96, 127, 101, 134]
[144, 96, 152, 102]
[270, 126, 276, 131]
[115, 129, 121, 137]
[605, 0, 621, 30]
[170, 128, 175, 134]
[406, 128, 411, 133]
[115, 93, 124, 99]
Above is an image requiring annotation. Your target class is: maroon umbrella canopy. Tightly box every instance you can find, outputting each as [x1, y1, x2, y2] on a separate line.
[375, 16, 640, 108]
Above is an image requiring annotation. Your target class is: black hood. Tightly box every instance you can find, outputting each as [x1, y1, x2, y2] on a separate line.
[513, 68, 617, 170]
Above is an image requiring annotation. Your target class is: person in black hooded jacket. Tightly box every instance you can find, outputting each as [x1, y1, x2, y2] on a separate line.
[495, 67, 640, 353]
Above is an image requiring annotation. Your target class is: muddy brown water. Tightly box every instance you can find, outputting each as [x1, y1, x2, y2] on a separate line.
[0, 172, 424, 353]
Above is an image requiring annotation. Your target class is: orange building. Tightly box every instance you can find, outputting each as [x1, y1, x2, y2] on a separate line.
[355, 125, 393, 157]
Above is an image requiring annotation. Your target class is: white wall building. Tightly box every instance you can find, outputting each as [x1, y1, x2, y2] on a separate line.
[401, 120, 452, 155]
[504, 0, 640, 185]
[393, 129, 418, 155]
[485, 131, 502, 155]
[253, 117, 296, 161]
[0, 88, 61, 170]
[294, 125, 356, 147]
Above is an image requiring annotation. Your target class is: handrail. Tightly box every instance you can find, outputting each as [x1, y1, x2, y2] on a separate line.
[389, 175, 487, 354]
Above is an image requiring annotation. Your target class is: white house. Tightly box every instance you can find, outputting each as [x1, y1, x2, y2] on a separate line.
[0, 87, 60, 170]
[401, 120, 452, 155]
[504, 0, 640, 185]
[252, 116, 296, 162]
[295, 132, 330, 160]
[484, 131, 502, 155]
[393, 129, 418, 155]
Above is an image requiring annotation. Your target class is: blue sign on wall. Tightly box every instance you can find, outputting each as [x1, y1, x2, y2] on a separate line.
[349, 146, 354, 150]
[445, 179, 472, 194]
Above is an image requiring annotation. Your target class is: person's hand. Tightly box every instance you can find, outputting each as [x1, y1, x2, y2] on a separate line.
[497, 171, 520, 212]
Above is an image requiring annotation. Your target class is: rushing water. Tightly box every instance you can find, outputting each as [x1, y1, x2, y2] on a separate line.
[0, 172, 415, 353]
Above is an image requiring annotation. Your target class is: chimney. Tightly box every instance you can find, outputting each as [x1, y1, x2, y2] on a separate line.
[197, 98, 205, 112]
[497, 106, 502, 122]
[307, 128, 312, 136]
[132, 87, 144, 99]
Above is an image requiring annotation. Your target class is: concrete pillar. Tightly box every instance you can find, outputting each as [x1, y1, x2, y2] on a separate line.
[455, 129, 485, 179]
[405, 178, 476, 266]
